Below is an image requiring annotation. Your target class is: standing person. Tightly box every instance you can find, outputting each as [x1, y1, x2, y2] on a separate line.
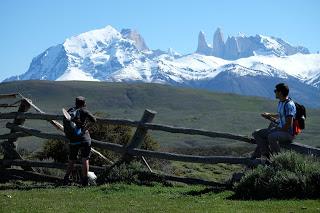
[251, 83, 296, 159]
[63, 96, 96, 186]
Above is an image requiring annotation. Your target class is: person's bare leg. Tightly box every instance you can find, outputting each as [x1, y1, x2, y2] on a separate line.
[252, 128, 270, 158]
[82, 158, 89, 177]
[64, 160, 75, 184]
[81, 158, 89, 186]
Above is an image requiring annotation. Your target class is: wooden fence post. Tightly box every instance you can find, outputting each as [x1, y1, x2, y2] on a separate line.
[1, 99, 33, 171]
[108, 109, 156, 171]
[126, 109, 157, 150]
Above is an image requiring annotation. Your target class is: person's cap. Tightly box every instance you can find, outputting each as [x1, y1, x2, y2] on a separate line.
[75, 96, 86, 106]
[76, 96, 86, 102]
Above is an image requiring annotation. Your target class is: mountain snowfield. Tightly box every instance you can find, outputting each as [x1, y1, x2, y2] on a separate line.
[4, 25, 320, 107]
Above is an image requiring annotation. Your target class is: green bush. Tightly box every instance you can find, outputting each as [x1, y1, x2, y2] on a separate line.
[37, 118, 159, 166]
[234, 151, 320, 199]
[96, 161, 170, 186]
[87, 120, 159, 166]
[35, 139, 68, 163]
[97, 161, 144, 184]
[87, 122, 132, 166]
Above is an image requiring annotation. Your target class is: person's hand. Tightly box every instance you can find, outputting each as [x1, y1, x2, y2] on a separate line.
[261, 112, 271, 119]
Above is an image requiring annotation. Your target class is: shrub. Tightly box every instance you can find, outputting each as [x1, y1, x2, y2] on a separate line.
[35, 139, 68, 163]
[97, 161, 144, 184]
[96, 161, 170, 186]
[234, 151, 320, 199]
[87, 121, 159, 166]
[37, 117, 159, 166]
[87, 122, 133, 166]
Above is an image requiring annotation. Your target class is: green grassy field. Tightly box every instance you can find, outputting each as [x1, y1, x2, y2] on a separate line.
[1, 183, 319, 213]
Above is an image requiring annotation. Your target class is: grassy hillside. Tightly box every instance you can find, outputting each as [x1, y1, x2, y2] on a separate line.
[0, 80, 319, 152]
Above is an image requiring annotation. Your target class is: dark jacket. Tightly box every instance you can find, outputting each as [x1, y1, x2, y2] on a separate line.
[67, 107, 96, 144]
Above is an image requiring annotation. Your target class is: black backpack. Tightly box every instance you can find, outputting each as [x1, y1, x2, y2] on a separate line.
[284, 100, 306, 135]
[294, 102, 306, 129]
[63, 108, 83, 140]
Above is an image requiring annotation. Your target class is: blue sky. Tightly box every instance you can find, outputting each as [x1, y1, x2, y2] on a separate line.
[1, 0, 319, 81]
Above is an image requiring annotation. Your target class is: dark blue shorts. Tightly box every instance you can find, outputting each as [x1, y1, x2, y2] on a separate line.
[69, 142, 91, 160]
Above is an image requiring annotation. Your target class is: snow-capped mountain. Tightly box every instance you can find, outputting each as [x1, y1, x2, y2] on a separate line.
[4, 25, 320, 107]
[197, 28, 310, 59]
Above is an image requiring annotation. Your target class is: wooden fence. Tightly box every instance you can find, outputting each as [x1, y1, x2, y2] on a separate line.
[1, 93, 320, 186]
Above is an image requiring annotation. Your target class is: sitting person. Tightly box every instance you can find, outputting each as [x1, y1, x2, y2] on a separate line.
[252, 83, 296, 159]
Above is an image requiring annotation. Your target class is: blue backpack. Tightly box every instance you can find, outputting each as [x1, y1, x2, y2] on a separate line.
[63, 108, 83, 140]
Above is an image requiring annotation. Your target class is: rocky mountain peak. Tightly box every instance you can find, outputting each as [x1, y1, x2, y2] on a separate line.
[212, 28, 225, 58]
[196, 27, 310, 60]
[196, 31, 212, 55]
[120, 29, 149, 51]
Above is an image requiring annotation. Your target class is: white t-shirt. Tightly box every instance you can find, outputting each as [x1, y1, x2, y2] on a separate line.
[277, 98, 296, 135]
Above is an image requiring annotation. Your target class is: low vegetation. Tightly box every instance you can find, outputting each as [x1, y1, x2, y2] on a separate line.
[234, 151, 320, 199]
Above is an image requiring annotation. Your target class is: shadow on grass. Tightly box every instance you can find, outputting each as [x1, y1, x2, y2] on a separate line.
[0, 180, 81, 191]
[0, 181, 60, 191]
[183, 186, 227, 196]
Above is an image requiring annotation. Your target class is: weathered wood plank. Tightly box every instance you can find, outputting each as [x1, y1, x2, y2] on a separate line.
[0, 112, 64, 120]
[0, 112, 254, 143]
[91, 139, 124, 153]
[6, 122, 68, 141]
[144, 123, 253, 143]
[6, 123, 319, 166]
[5, 123, 260, 166]
[96, 118, 139, 127]
[0, 112, 140, 127]
[0, 168, 62, 183]
[281, 142, 320, 157]
[0, 93, 18, 99]
[0, 132, 29, 140]
[0, 104, 18, 108]
[129, 148, 262, 165]
[6, 123, 125, 153]
[121, 109, 156, 170]
[21, 96, 65, 131]
[0, 159, 106, 173]
[126, 109, 157, 151]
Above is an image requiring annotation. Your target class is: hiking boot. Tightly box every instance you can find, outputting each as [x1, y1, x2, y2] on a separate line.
[81, 176, 89, 187]
[63, 175, 70, 185]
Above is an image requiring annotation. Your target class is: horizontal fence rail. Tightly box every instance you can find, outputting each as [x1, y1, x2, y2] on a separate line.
[5, 123, 260, 166]
[0, 112, 253, 143]
[0, 159, 106, 173]
[0, 93, 19, 99]
[0, 169, 62, 183]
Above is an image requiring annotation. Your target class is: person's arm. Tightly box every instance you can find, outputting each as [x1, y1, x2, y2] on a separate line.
[85, 110, 96, 123]
[261, 112, 279, 122]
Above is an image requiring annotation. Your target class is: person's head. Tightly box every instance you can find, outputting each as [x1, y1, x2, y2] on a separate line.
[274, 83, 289, 99]
[75, 96, 86, 108]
